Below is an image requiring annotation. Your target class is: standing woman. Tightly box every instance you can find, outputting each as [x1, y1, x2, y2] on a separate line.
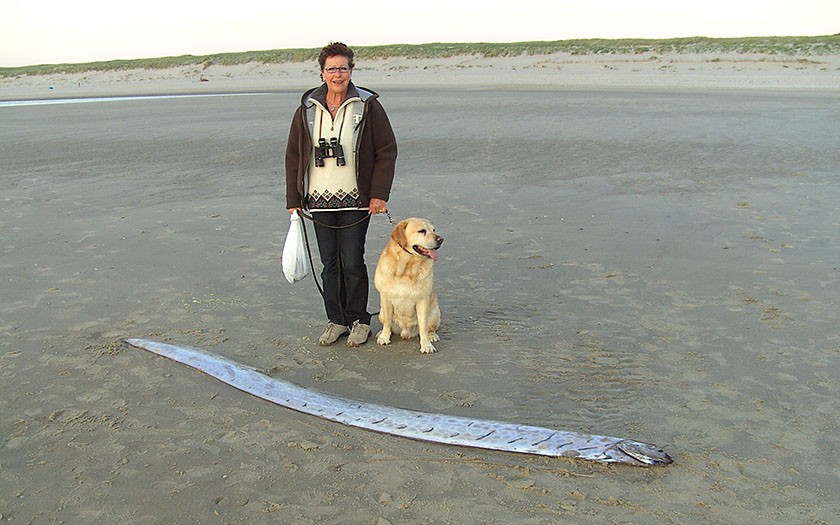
[285, 42, 398, 347]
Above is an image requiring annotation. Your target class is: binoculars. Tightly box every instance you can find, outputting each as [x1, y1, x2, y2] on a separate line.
[314, 137, 346, 167]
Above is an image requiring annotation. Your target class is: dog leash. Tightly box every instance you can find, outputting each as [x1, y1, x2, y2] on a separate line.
[297, 210, 393, 318]
[298, 209, 393, 229]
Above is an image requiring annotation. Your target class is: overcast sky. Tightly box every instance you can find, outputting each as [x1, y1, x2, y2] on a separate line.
[1, 0, 837, 67]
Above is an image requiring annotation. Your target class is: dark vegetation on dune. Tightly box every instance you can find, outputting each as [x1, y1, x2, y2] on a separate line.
[2, 36, 839, 78]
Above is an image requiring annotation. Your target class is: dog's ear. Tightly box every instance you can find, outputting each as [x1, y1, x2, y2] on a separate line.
[391, 220, 408, 247]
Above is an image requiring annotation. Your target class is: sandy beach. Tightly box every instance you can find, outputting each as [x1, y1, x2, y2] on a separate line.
[1, 52, 839, 523]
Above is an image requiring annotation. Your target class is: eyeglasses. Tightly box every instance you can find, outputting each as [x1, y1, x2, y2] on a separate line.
[323, 66, 350, 74]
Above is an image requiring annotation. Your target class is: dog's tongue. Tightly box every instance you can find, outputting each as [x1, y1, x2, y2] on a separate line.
[417, 246, 438, 261]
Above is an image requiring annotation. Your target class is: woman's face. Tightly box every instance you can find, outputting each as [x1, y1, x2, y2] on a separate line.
[323, 55, 352, 97]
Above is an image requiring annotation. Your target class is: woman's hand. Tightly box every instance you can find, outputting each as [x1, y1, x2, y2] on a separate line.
[369, 198, 388, 215]
[288, 207, 302, 214]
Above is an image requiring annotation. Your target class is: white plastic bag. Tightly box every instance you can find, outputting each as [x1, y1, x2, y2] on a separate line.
[282, 210, 309, 284]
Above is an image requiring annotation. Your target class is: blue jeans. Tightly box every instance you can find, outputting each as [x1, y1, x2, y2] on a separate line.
[312, 210, 371, 326]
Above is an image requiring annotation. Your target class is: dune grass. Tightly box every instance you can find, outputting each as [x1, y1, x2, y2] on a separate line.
[2, 35, 838, 78]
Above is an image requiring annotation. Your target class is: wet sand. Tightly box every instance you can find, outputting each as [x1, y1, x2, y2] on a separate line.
[1, 54, 839, 523]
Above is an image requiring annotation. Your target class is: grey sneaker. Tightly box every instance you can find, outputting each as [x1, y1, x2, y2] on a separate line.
[346, 320, 371, 347]
[319, 322, 348, 346]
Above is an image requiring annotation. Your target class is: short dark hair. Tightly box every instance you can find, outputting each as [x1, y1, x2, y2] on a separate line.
[318, 42, 355, 70]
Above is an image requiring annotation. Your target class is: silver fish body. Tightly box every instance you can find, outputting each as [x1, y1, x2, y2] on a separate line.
[125, 338, 672, 467]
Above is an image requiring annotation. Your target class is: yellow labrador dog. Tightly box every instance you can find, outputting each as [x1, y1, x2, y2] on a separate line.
[374, 218, 444, 354]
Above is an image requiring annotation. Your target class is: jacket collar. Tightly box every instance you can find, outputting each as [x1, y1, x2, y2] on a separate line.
[302, 82, 377, 107]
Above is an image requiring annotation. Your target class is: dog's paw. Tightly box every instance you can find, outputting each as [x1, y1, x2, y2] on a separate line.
[376, 330, 391, 346]
[419, 341, 437, 354]
[429, 332, 440, 343]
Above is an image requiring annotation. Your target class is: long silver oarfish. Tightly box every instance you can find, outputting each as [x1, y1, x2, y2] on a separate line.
[125, 338, 673, 467]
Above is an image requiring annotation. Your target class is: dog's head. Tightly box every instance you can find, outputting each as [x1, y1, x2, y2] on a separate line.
[391, 218, 444, 261]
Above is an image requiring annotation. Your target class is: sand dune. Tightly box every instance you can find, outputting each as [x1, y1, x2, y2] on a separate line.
[2, 51, 838, 101]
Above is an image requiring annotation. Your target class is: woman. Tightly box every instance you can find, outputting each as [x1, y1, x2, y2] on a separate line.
[285, 42, 398, 347]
